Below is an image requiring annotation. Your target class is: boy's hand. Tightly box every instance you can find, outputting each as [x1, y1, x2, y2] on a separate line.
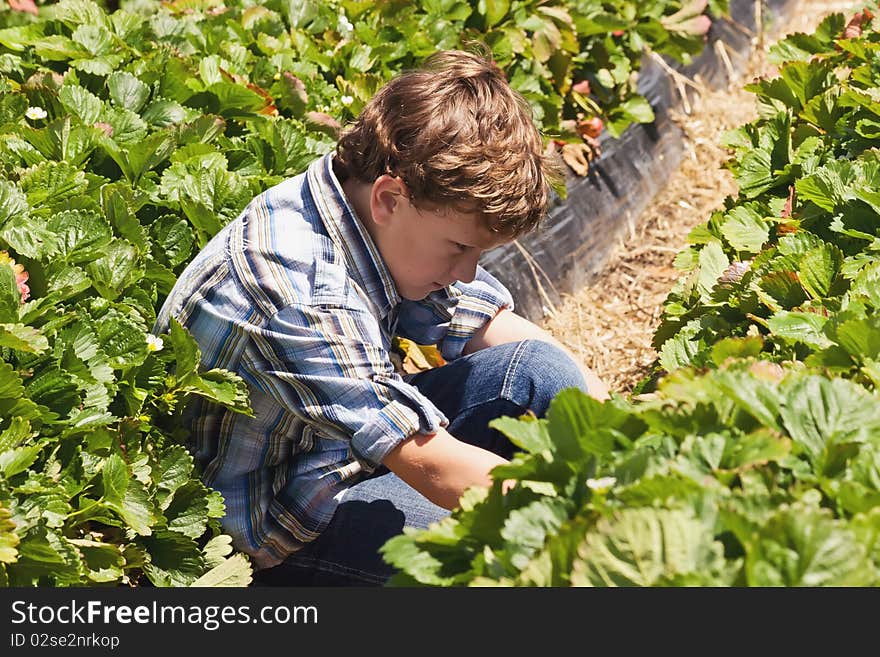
[383, 427, 510, 510]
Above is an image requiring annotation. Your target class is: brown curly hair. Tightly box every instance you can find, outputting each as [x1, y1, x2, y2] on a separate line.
[334, 44, 562, 236]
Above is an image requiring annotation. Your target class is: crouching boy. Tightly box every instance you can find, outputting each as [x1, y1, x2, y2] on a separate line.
[153, 46, 610, 586]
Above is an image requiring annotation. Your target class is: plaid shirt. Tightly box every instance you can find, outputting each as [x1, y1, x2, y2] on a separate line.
[153, 152, 514, 568]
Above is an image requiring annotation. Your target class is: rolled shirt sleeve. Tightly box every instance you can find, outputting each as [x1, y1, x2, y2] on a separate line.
[242, 302, 449, 470]
[396, 265, 515, 362]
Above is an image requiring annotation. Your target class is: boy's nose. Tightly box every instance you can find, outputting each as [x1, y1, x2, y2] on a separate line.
[450, 252, 480, 284]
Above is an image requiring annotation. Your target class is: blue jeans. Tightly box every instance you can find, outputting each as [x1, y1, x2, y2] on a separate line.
[251, 339, 588, 586]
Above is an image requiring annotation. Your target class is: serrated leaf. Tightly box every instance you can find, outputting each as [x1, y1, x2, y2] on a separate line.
[832, 317, 880, 361]
[779, 376, 880, 466]
[500, 497, 570, 570]
[767, 311, 833, 349]
[0, 503, 19, 564]
[58, 85, 104, 125]
[720, 205, 770, 254]
[168, 316, 200, 379]
[798, 243, 842, 299]
[86, 239, 142, 301]
[155, 445, 194, 508]
[201, 534, 234, 569]
[748, 504, 876, 586]
[0, 179, 28, 229]
[48, 209, 113, 265]
[721, 429, 791, 471]
[165, 480, 209, 539]
[571, 508, 722, 586]
[0, 323, 48, 353]
[141, 530, 204, 586]
[489, 415, 552, 454]
[93, 307, 148, 369]
[101, 453, 128, 507]
[107, 71, 150, 113]
[546, 388, 617, 463]
[190, 552, 252, 587]
[697, 241, 729, 301]
[182, 369, 252, 415]
[117, 479, 156, 536]
[757, 270, 806, 311]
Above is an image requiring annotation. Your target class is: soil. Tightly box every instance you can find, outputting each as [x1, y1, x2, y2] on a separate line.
[540, 0, 862, 396]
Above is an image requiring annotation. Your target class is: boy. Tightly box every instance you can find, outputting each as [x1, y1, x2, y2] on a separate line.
[153, 47, 609, 586]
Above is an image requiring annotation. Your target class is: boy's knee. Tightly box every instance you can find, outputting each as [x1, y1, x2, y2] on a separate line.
[503, 339, 587, 417]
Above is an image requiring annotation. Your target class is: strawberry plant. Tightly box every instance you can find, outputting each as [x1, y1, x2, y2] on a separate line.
[381, 7, 880, 587]
[646, 6, 880, 392]
[0, 0, 731, 586]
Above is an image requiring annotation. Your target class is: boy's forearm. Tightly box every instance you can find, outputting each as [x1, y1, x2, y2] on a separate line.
[382, 428, 509, 510]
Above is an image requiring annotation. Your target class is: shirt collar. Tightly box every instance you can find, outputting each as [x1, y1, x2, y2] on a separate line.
[306, 152, 401, 320]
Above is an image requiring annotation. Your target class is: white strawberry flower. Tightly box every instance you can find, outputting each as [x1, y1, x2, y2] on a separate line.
[25, 106, 47, 120]
[341, 95, 354, 106]
[146, 334, 164, 352]
[338, 12, 354, 34]
[586, 476, 617, 492]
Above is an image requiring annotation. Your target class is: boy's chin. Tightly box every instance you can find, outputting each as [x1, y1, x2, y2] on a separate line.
[400, 283, 444, 301]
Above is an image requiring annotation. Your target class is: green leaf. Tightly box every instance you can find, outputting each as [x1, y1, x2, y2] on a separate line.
[832, 317, 880, 361]
[546, 388, 620, 462]
[101, 453, 128, 507]
[779, 376, 880, 466]
[0, 443, 42, 478]
[190, 553, 252, 587]
[571, 508, 723, 586]
[86, 240, 142, 301]
[482, 0, 510, 28]
[796, 161, 856, 212]
[165, 481, 209, 539]
[93, 307, 148, 369]
[141, 530, 205, 587]
[69, 539, 124, 583]
[0, 180, 28, 229]
[181, 369, 253, 416]
[720, 429, 791, 471]
[155, 445, 194, 509]
[142, 98, 188, 127]
[0, 503, 19, 564]
[107, 72, 150, 113]
[710, 336, 764, 366]
[501, 497, 570, 570]
[757, 271, 806, 311]
[150, 215, 194, 268]
[0, 261, 21, 324]
[0, 416, 31, 452]
[697, 241, 729, 301]
[489, 415, 552, 454]
[767, 311, 833, 349]
[747, 504, 875, 586]
[118, 479, 156, 536]
[720, 205, 770, 254]
[797, 243, 843, 299]
[0, 323, 48, 354]
[658, 318, 703, 371]
[48, 209, 113, 265]
[58, 85, 104, 125]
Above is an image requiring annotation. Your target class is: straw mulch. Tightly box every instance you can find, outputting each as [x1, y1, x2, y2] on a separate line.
[541, 0, 861, 396]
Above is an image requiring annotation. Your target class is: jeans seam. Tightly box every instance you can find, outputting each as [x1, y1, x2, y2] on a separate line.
[284, 554, 389, 585]
[500, 340, 530, 404]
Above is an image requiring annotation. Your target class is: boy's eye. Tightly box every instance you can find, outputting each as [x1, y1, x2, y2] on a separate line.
[453, 242, 469, 252]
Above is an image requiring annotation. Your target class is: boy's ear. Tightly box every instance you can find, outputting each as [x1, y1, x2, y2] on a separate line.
[370, 174, 408, 226]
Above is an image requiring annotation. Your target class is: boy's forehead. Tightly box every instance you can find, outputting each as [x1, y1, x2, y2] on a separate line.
[443, 209, 515, 249]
